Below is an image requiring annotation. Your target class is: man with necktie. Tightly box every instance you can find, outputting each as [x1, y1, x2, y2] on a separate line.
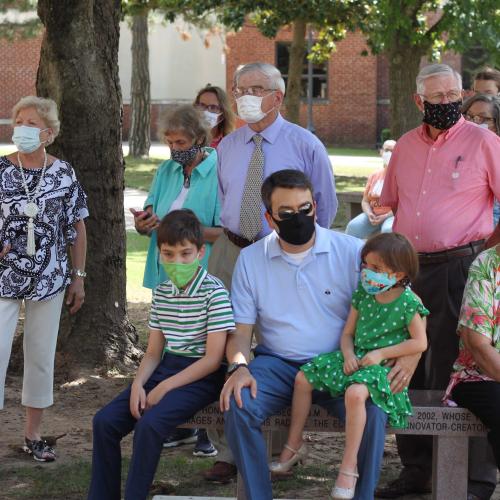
[204, 61, 337, 482]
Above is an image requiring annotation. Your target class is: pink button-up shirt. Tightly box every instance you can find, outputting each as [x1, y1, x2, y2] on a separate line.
[380, 117, 500, 252]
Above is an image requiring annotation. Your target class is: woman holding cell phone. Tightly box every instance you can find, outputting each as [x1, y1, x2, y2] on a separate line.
[130, 104, 221, 290]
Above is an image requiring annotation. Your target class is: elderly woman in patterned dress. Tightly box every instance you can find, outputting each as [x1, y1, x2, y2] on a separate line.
[0, 96, 88, 462]
[444, 244, 500, 472]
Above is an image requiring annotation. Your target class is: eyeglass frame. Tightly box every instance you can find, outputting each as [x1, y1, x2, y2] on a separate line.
[270, 202, 314, 221]
[417, 90, 463, 104]
[194, 102, 222, 114]
[232, 85, 277, 99]
[463, 113, 494, 125]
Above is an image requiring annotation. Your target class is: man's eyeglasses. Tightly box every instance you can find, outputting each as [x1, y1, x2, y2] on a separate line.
[195, 103, 221, 114]
[463, 113, 494, 125]
[233, 86, 276, 99]
[273, 202, 313, 221]
[419, 90, 462, 104]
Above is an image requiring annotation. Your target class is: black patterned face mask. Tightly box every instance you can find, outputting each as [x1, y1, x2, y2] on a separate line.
[423, 100, 462, 130]
[170, 144, 201, 168]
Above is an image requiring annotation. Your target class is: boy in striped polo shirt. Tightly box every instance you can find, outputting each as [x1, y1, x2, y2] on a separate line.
[88, 209, 235, 500]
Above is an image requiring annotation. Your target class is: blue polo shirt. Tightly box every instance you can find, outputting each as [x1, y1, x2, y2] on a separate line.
[231, 225, 363, 362]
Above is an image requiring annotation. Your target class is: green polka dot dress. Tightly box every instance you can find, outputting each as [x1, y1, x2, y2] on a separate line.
[301, 284, 429, 428]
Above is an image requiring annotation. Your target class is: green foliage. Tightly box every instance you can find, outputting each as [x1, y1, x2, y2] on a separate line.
[355, 0, 500, 64]
[0, 0, 41, 39]
[380, 128, 391, 143]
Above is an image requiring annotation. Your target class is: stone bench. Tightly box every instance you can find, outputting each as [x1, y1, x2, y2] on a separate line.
[173, 390, 487, 500]
[337, 191, 364, 221]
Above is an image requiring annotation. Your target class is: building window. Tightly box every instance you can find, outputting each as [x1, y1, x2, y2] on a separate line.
[276, 42, 328, 100]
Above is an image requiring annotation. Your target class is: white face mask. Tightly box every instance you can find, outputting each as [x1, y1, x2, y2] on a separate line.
[203, 110, 221, 129]
[382, 150, 392, 166]
[478, 123, 490, 129]
[236, 94, 273, 124]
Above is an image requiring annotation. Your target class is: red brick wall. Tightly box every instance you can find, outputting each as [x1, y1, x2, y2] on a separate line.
[226, 24, 379, 147]
[0, 34, 42, 142]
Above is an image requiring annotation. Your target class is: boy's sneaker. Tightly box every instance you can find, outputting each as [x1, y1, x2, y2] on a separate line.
[23, 438, 56, 462]
[163, 428, 198, 448]
[193, 429, 218, 457]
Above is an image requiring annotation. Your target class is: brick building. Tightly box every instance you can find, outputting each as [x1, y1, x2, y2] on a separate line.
[226, 23, 382, 147]
[0, 22, 461, 147]
[0, 35, 41, 142]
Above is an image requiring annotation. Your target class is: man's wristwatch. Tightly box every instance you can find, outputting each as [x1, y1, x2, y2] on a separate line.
[226, 362, 248, 376]
[72, 268, 87, 278]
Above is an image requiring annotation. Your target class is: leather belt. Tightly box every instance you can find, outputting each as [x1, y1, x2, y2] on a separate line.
[418, 240, 485, 264]
[224, 229, 256, 248]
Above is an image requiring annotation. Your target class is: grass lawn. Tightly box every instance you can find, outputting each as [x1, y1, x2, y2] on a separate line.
[125, 154, 374, 193]
[126, 231, 151, 304]
[326, 146, 378, 157]
[124, 156, 162, 192]
[0, 452, 335, 499]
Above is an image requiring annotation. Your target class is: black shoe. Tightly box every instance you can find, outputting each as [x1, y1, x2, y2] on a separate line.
[193, 429, 218, 457]
[163, 428, 198, 449]
[375, 475, 431, 498]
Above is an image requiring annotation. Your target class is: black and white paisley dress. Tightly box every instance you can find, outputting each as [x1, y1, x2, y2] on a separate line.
[0, 156, 88, 301]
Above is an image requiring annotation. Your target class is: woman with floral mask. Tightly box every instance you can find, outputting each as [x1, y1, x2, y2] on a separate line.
[345, 139, 396, 239]
[131, 105, 221, 289]
[194, 85, 235, 149]
[0, 96, 88, 462]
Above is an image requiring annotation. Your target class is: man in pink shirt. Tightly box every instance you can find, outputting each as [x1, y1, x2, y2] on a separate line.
[377, 64, 500, 500]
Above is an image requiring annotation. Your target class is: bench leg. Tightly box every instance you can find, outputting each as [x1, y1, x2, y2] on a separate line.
[432, 435, 468, 500]
[236, 430, 273, 500]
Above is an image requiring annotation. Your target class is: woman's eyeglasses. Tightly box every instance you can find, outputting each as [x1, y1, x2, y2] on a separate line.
[463, 113, 494, 125]
[195, 103, 221, 114]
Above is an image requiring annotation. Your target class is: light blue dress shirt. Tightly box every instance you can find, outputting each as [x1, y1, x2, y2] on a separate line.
[231, 225, 363, 362]
[217, 114, 337, 238]
[142, 147, 220, 289]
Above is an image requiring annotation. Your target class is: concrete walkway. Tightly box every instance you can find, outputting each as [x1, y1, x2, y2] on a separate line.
[124, 188, 148, 230]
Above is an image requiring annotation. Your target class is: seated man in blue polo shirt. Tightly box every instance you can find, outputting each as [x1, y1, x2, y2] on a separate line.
[220, 169, 413, 500]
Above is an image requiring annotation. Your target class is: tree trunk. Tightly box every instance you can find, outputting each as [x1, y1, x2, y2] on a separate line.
[128, 12, 151, 158]
[284, 19, 306, 125]
[36, 0, 140, 368]
[388, 46, 425, 139]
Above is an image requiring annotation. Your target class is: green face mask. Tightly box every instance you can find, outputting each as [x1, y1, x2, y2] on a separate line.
[162, 259, 200, 289]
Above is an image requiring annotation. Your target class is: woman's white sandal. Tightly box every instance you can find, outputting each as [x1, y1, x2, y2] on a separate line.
[330, 469, 359, 499]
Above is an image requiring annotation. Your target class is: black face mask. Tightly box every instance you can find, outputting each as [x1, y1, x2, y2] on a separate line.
[171, 144, 200, 167]
[423, 100, 462, 130]
[272, 212, 315, 246]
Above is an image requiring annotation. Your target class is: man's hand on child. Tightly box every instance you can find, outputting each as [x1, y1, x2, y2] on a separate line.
[386, 353, 421, 393]
[359, 350, 384, 367]
[343, 355, 359, 375]
[130, 382, 146, 420]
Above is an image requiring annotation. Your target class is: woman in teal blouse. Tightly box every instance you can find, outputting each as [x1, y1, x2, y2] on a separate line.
[132, 105, 222, 289]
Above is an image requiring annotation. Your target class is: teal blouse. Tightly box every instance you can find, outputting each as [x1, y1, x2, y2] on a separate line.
[142, 147, 220, 289]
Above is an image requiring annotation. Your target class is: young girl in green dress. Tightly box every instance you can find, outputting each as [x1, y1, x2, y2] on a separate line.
[270, 233, 429, 499]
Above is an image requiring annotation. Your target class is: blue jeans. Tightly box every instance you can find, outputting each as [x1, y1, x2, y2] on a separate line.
[225, 346, 387, 500]
[88, 353, 225, 500]
[345, 213, 394, 239]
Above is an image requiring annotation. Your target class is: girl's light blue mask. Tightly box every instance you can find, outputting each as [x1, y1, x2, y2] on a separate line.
[12, 125, 48, 154]
[360, 267, 397, 295]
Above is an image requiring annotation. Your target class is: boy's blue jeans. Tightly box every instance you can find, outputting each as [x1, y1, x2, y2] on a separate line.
[87, 352, 225, 500]
[225, 346, 388, 500]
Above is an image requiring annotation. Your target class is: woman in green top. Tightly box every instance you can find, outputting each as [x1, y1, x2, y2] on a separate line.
[131, 105, 222, 289]
[270, 233, 429, 500]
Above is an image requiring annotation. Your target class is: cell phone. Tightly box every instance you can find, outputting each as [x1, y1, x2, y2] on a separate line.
[130, 208, 152, 219]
